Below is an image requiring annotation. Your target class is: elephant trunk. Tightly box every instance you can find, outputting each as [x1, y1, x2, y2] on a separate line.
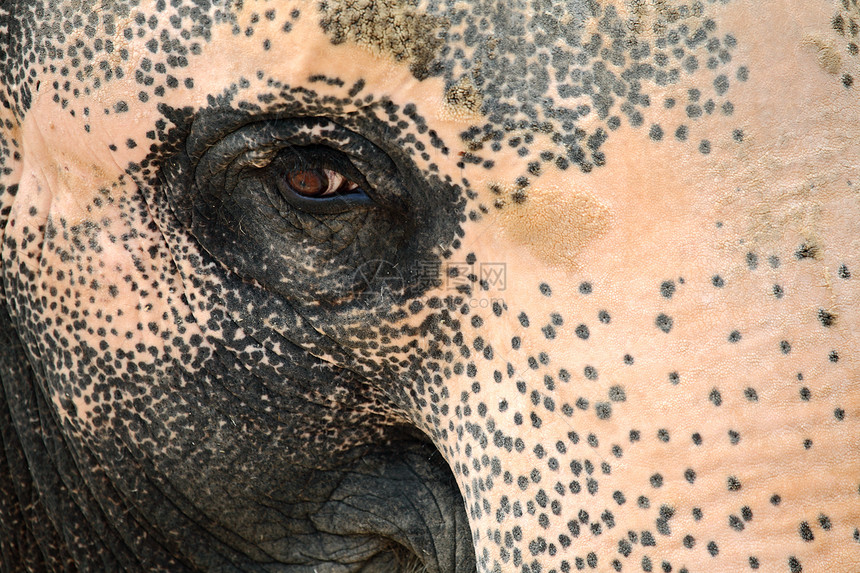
[312, 440, 476, 573]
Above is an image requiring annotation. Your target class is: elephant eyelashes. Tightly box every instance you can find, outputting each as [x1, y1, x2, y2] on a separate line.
[282, 167, 361, 198]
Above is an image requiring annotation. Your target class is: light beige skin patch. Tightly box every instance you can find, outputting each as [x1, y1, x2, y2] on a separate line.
[492, 182, 612, 269]
[801, 35, 843, 75]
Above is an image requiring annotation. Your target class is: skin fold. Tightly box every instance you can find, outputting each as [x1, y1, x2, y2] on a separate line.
[0, 0, 858, 571]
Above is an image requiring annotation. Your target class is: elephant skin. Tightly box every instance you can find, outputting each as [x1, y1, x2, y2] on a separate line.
[1, 0, 858, 572]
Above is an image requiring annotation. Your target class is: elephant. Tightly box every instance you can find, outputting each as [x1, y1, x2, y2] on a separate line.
[0, 0, 858, 571]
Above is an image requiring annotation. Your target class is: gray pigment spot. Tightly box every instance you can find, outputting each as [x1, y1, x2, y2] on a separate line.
[318, 0, 449, 79]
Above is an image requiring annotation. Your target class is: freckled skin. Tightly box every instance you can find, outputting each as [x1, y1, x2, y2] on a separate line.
[1, 1, 859, 572]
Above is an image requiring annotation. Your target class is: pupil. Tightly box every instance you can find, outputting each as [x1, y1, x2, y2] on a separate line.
[287, 169, 327, 196]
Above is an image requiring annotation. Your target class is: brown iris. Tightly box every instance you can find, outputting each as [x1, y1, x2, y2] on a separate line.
[284, 168, 360, 198]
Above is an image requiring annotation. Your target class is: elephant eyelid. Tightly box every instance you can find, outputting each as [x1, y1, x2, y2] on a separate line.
[191, 115, 411, 221]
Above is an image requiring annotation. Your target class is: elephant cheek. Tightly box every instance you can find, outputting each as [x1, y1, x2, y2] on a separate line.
[397, 300, 580, 569]
[396, 279, 648, 571]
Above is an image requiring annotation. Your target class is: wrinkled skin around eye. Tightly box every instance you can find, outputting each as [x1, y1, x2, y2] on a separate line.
[1, 1, 859, 573]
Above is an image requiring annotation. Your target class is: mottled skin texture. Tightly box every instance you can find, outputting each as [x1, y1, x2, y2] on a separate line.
[1, 1, 859, 572]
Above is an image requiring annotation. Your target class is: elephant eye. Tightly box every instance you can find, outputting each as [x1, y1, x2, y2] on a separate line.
[264, 145, 374, 213]
[282, 167, 362, 198]
[170, 113, 462, 308]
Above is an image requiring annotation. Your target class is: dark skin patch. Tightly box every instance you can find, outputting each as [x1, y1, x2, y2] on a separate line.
[318, 0, 448, 80]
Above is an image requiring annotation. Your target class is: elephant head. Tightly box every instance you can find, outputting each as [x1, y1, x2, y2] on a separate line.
[1, 0, 858, 571]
